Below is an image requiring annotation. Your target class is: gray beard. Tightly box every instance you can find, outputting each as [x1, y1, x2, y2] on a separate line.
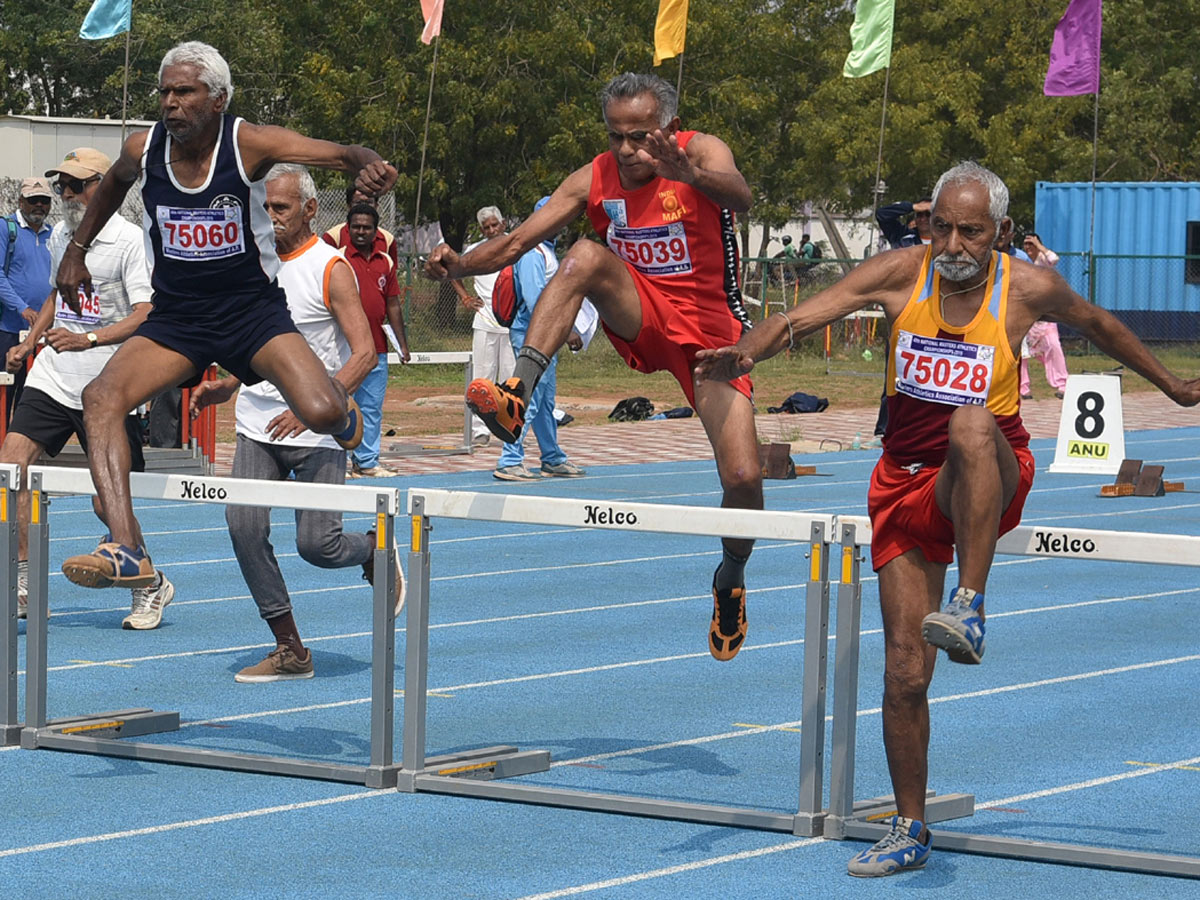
[63, 201, 86, 231]
[933, 254, 985, 282]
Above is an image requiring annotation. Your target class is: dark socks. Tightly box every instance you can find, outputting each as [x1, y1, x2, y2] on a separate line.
[511, 346, 551, 402]
[267, 611, 306, 656]
[714, 546, 751, 592]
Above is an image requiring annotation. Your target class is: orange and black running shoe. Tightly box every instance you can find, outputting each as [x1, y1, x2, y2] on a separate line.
[709, 570, 747, 661]
[466, 376, 526, 443]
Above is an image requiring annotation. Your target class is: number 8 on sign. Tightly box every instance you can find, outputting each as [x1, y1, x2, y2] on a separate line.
[1049, 375, 1125, 475]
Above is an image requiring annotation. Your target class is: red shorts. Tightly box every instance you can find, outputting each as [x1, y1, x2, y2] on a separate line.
[867, 446, 1036, 571]
[602, 262, 753, 407]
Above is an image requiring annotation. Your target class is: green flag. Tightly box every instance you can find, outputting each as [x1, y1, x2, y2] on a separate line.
[843, 0, 895, 78]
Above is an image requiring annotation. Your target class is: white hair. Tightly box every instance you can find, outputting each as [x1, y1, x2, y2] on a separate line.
[600, 73, 678, 129]
[476, 206, 503, 227]
[265, 163, 316, 205]
[932, 161, 1009, 228]
[159, 41, 234, 107]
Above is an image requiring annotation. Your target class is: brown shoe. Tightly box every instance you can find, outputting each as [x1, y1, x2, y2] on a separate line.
[234, 645, 314, 683]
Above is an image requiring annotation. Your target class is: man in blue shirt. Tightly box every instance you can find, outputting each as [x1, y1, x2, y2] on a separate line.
[0, 177, 54, 416]
[494, 197, 585, 481]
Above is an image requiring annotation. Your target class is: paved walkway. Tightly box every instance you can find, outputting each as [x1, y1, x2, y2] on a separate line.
[208, 392, 1200, 477]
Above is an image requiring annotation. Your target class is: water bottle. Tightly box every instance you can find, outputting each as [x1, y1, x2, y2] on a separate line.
[852, 431, 862, 450]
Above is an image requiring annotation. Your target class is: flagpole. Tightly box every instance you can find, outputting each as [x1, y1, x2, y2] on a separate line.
[867, 65, 891, 257]
[412, 34, 440, 268]
[676, 53, 683, 99]
[120, 27, 131, 142]
[1087, 86, 1100, 301]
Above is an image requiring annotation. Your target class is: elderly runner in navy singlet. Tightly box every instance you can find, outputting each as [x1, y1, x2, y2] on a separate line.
[54, 41, 397, 590]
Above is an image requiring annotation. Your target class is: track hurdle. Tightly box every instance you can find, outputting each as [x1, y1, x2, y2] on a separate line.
[825, 515, 1200, 878]
[1, 464, 19, 745]
[398, 488, 835, 836]
[19, 466, 415, 786]
[386, 350, 474, 456]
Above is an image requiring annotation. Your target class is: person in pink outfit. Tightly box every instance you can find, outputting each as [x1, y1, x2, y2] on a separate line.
[1019, 233, 1070, 399]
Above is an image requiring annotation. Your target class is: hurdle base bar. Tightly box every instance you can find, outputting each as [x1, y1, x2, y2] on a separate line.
[24, 729, 404, 787]
[838, 818, 1200, 879]
[42, 707, 180, 741]
[824, 791, 976, 839]
[412, 775, 819, 836]
[396, 745, 551, 792]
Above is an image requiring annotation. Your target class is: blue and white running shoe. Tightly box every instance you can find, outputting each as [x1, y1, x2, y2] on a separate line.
[847, 816, 932, 877]
[922, 586, 986, 664]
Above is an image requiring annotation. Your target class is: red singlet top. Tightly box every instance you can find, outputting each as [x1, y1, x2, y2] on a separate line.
[883, 248, 1029, 466]
[585, 131, 752, 339]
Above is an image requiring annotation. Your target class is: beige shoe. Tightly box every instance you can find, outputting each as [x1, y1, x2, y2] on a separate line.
[123, 571, 174, 630]
[234, 645, 314, 683]
[363, 535, 406, 616]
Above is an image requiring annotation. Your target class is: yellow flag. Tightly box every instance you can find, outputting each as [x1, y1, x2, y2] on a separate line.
[654, 0, 688, 66]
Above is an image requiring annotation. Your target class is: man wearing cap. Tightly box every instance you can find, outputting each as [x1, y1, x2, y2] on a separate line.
[0, 176, 54, 417]
[0, 148, 172, 629]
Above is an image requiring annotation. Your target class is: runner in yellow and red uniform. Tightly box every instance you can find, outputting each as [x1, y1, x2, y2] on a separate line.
[425, 72, 759, 663]
[696, 161, 1200, 879]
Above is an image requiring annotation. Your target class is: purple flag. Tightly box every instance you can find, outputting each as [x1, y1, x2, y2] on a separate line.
[1043, 0, 1102, 96]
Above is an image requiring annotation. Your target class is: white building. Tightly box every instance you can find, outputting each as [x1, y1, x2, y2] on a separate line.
[0, 114, 156, 181]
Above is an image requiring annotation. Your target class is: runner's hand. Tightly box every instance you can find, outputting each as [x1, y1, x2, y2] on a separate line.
[424, 243, 460, 280]
[693, 345, 755, 383]
[356, 160, 397, 198]
[637, 130, 695, 184]
[188, 377, 239, 419]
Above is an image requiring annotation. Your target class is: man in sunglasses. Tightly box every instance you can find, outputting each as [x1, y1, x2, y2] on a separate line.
[0, 147, 172, 629]
[0, 177, 54, 417]
[51, 41, 396, 592]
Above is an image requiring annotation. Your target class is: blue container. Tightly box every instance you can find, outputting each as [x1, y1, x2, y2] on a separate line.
[1034, 181, 1200, 340]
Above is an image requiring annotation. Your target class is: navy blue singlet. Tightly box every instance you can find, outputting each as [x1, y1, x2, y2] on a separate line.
[139, 114, 279, 301]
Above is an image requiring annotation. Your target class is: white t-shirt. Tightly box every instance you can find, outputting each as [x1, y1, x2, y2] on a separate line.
[28, 216, 151, 409]
[235, 235, 353, 449]
[466, 238, 506, 334]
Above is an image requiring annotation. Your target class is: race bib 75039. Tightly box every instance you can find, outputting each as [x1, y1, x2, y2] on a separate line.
[607, 222, 692, 277]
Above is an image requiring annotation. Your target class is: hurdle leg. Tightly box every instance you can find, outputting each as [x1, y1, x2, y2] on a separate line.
[793, 520, 831, 836]
[1, 466, 19, 744]
[825, 520, 865, 838]
[365, 498, 399, 788]
[20, 474, 50, 746]
[398, 499, 432, 790]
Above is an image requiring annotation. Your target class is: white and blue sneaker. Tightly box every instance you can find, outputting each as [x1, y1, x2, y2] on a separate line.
[922, 587, 986, 664]
[847, 815, 932, 877]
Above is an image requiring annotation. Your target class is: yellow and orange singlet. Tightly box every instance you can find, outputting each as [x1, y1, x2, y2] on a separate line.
[883, 248, 1030, 467]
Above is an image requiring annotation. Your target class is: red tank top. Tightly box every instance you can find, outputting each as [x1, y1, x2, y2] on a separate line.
[585, 131, 752, 336]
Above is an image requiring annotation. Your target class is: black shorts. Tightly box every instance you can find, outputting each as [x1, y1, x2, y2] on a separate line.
[9, 387, 145, 472]
[135, 281, 300, 387]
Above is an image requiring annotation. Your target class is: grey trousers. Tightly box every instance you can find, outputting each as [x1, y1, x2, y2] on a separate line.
[226, 434, 372, 620]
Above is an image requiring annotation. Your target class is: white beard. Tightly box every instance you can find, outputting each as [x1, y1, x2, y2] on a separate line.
[933, 253, 985, 282]
[63, 200, 86, 231]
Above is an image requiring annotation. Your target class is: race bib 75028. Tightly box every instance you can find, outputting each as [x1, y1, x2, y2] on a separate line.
[156, 206, 245, 261]
[894, 330, 994, 407]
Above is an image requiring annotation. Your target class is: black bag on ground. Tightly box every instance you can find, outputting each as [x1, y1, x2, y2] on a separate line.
[767, 391, 829, 414]
[608, 397, 655, 421]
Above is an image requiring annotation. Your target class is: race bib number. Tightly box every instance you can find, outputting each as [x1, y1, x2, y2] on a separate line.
[607, 222, 692, 277]
[895, 331, 994, 407]
[156, 206, 245, 261]
[56, 286, 102, 325]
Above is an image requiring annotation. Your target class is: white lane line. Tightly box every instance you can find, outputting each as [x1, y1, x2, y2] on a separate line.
[1022, 500, 1200, 523]
[512, 751, 1200, 900]
[980, 754, 1200, 808]
[511, 838, 825, 900]
[0, 790, 385, 858]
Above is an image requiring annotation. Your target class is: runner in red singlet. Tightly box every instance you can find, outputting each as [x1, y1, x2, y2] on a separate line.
[424, 73, 759, 663]
[696, 162, 1200, 878]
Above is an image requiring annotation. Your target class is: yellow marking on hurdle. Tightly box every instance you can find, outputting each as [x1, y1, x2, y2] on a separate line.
[67, 659, 134, 668]
[809, 543, 822, 582]
[61, 719, 125, 734]
[733, 722, 802, 734]
[436, 759, 498, 776]
[410, 514, 424, 552]
[1, 487, 8, 523]
[31, 490, 39, 524]
[1126, 760, 1200, 773]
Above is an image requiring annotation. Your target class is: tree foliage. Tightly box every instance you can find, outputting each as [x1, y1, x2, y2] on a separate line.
[4, 0, 1200, 238]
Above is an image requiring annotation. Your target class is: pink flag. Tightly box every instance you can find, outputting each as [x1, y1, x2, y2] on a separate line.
[420, 0, 443, 44]
[1043, 0, 1101, 96]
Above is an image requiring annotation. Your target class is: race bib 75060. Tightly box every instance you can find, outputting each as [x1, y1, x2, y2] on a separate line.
[895, 330, 994, 407]
[156, 206, 245, 261]
[607, 222, 692, 277]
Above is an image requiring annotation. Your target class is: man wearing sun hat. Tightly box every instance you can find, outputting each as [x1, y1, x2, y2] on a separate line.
[0, 175, 54, 417]
[0, 147, 172, 630]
